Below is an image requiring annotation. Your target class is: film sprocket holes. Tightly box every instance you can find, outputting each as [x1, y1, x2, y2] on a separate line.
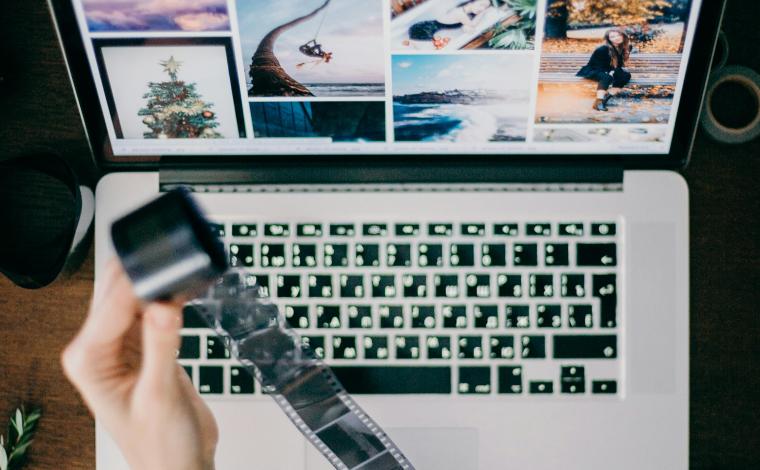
[111, 189, 414, 470]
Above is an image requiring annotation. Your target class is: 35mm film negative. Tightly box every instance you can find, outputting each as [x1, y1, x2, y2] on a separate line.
[112, 189, 414, 470]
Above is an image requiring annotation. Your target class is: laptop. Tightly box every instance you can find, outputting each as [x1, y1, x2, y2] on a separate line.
[48, 0, 724, 468]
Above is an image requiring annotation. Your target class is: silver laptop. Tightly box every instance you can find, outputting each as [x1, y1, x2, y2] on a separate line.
[49, 0, 724, 468]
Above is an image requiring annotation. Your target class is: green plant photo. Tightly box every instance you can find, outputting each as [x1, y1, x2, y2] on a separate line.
[0, 407, 41, 470]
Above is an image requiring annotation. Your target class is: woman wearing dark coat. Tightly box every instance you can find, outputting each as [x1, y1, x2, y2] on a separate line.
[577, 29, 633, 111]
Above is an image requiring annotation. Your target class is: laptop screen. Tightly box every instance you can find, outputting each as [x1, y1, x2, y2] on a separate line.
[69, 0, 704, 158]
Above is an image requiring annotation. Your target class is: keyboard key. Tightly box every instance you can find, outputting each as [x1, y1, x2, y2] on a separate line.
[426, 335, 452, 359]
[363, 336, 389, 359]
[264, 223, 290, 237]
[332, 366, 451, 394]
[199, 366, 224, 394]
[182, 305, 207, 329]
[536, 304, 561, 328]
[178, 336, 200, 359]
[395, 336, 420, 359]
[489, 335, 515, 359]
[465, 274, 490, 298]
[505, 305, 530, 328]
[577, 243, 617, 266]
[209, 223, 226, 238]
[560, 366, 585, 394]
[214, 272, 242, 298]
[324, 243, 348, 267]
[243, 273, 270, 297]
[442, 305, 467, 328]
[363, 223, 387, 236]
[458, 336, 483, 359]
[497, 274, 523, 297]
[261, 243, 286, 267]
[568, 305, 593, 328]
[428, 223, 453, 237]
[333, 336, 358, 359]
[395, 223, 420, 236]
[494, 223, 518, 236]
[230, 367, 255, 394]
[276, 275, 302, 298]
[308, 275, 333, 298]
[371, 275, 397, 297]
[292, 244, 317, 267]
[554, 335, 617, 359]
[561, 274, 585, 298]
[379, 305, 404, 328]
[387, 243, 412, 267]
[593, 274, 617, 328]
[481, 244, 506, 267]
[297, 223, 322, 237]
[402, 274, 427, 298]
[206, 336, 230, 359]
[229, 244, 254, 267]
[450, 244, 475, 267]
[232, 224, 257, 237]
[513, 244, 538, 266]
[434, 274, 459, 298]
[558, 223, 584, 236]
[316, 305, 342, 329]
[498, 366, 523, 394]
[526, 223, 551, 236]
[473, 305, 498, 329]
[458, 367, 491, 394]
[591, 223, 616, 236]
[418, 243, 443, 267]
[530, 381, 554, 394]
[347, 305, 373, 329]
[411, 305, 436, 329]
[340, 275, 365, 298]
[529, 274, 554, 297]
[520, 335, 546, 359]
[355, 243, 380, 267]
[329, 224, 355, 237]
[544, 243, 569, 266]
[592, 380, 618, 394]
[301, 336, 325, 359]
[284, 305, 310, 328]
[461, 223, 485, 236]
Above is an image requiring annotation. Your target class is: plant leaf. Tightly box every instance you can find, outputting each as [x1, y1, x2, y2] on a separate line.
[8, 440, 32, 462]
[0, 445, 8, 470]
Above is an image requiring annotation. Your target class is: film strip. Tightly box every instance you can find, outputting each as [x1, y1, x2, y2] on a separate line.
[187, 273, 415, 470]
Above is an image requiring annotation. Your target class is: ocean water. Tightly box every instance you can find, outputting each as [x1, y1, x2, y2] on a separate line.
[306, 83, 386, 97]
[394, 103, 528, 142]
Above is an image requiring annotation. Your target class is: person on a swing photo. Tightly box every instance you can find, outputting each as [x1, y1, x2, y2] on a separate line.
[577, 29, 633, 112]
[299, 39, 333, 63]
[405, 0, 494, 50]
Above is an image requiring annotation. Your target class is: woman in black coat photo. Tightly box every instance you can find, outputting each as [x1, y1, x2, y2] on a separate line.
[577, 29, 633, 111]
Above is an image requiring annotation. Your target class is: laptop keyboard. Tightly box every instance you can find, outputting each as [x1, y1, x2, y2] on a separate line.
[179, 220, 621, 397]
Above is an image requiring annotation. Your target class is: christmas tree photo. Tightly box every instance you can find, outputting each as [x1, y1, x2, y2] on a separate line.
[138, 56, 222, 139]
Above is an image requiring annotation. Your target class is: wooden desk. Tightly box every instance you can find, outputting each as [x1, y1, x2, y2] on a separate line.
[0, 0, 758, 468]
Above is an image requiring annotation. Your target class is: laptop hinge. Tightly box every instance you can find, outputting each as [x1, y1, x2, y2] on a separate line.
[159, 159, 623, 192]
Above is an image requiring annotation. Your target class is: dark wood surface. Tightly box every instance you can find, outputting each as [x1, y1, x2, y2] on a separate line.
[0, 1, 758, 469]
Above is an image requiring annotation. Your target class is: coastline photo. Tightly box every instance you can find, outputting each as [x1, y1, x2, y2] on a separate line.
[392, 54, 532, 142]
[536, 0, 694, 124]
[81, 0, 230, 32]
[237, 0, 386, 97]
[390, 0, 538, 52]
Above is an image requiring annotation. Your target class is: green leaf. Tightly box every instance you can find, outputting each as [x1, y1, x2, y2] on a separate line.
[8, 441, 32, 462]
[0, 445, 8, 470]
[11, 411, 22, 440]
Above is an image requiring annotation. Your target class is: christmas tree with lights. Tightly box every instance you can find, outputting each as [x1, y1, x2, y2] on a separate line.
[138, 56, 222, 139]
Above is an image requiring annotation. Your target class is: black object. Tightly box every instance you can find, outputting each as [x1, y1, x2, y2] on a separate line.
[111, 189, 227, 302]
[0, 154, 82, 288]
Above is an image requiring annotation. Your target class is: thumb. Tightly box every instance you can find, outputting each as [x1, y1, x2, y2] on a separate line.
[140, 303, 182, 394]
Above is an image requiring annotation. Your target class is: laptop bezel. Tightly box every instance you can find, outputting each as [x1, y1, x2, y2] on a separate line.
[47, 0, 725, 175]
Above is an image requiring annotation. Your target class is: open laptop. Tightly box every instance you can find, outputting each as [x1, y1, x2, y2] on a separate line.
[48, 0, 724, 468]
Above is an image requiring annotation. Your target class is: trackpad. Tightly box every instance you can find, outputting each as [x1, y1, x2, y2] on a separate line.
[307, 428, 478, 470]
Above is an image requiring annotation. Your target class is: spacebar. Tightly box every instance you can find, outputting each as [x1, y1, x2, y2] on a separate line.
[332, 366, 451, 394]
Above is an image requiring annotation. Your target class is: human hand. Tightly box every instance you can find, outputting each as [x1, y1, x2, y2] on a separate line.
[62, 260, 218, 470]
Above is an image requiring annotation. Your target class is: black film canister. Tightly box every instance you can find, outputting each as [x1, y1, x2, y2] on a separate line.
[111, 189, 228, 302]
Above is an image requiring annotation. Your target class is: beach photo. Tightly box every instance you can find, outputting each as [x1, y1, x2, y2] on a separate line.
[237, 0, 385, 97]
[390, 0, 537, 52]
[80, 0, 230, 32]
[251, 101, 386, 142]
[536, 0, 694, 124]
[94, 39, 246, 139]
[392, 54, 532, 142]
